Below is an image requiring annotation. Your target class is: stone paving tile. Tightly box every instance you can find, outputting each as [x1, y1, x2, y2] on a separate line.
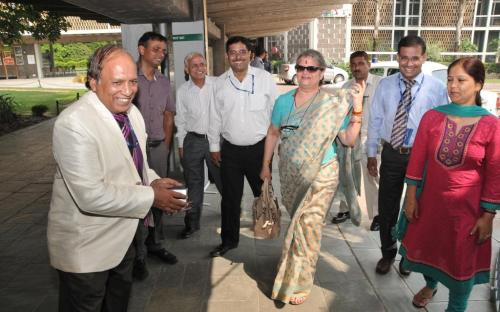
[375, 287, 416, 312]
[321, 279, 384, 312]
[257, 284, 329, 311]
[1, 118, 499, 312]
[34, 294, 59, 312]
[0, 192, 12, 201]
[209, 274, 259, 302]
[0, 287, 50, 311]
[427, 300, 496, 312]
[350, 249, 408, 289]
[0, 192, 44, 223]
[0, 181, 28, 193]
[315, 253, 367, 284]
[203, 300, 259, 312]
[16, 183, 52, 193]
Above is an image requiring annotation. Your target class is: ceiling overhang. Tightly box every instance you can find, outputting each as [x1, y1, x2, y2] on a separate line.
[4, 0, 355, 38]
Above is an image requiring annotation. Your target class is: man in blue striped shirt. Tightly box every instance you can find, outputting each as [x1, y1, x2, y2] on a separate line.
[366, 35, 448, 275]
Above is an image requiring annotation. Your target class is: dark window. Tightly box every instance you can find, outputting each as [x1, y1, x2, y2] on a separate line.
[394, 30, 405, 48]
[477, 0, 489, 15]
[473, 31, 485, 51]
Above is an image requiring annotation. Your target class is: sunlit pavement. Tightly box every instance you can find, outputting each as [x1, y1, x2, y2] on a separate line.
[0, 78, 498, 311]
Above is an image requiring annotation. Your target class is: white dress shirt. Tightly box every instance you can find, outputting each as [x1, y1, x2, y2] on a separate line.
[366, 72, 448, 157]
[341, 73, 382, 153]
[175, 76, 215, 146]
[208, 66, 278, 151]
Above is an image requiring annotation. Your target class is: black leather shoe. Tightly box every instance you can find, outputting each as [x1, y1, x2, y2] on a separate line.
[370, 216, 380, 231]
[149, 248, 178, 264]
[399, 258, 411, 276]
[376, 257, 395, 274]
[179, 227, 199, 239]
[132, 260, 149, 281]
[209, 244, 237, 257]
[331, 212, 350, 224]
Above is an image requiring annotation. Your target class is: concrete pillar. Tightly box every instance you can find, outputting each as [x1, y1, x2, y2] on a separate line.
[120, 24, 153, 61]
[33, 43, 44, 81]
[213, 24, 226, 76]
[345, 4, 353, 63]
[310, 19, 318, 50]
[283, 31, 289, 63]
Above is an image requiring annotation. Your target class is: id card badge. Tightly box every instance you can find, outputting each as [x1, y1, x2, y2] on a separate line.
[403, 128, 414, 146]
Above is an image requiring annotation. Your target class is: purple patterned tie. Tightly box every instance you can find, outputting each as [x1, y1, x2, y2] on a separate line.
[112, 113, 153, 227]
[112, 113, 144, 179]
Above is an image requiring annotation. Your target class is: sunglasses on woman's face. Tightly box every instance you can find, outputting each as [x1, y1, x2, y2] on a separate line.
[295, 65, 323, 72]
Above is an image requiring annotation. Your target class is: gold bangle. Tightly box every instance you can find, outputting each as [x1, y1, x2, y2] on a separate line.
[352, 110, 363, 116]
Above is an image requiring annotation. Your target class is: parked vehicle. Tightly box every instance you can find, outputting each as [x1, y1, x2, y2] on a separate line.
[369, 61, 499, 116]
[279, 63, 348, 85]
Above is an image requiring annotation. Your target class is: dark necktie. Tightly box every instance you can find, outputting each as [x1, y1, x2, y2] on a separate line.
[113, 113, 154, 226]
[112, 112, 144, 180]
[390, 79, 416, 148]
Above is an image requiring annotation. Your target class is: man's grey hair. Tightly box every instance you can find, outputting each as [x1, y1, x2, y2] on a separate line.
[184, 52, 205, 68]
[296, 49, 327, 69]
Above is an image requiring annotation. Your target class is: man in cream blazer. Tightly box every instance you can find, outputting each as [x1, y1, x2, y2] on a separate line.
[48, 45, 187, 312]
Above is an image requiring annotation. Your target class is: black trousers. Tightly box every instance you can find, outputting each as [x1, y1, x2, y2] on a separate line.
[57, 241, 135, 312]
[378, 143, 410, 259]
[220, 138, 265, 247]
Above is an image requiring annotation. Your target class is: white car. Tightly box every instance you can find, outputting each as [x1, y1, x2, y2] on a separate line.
[370, 61, 499, 116]
[279, 63, 348, 85]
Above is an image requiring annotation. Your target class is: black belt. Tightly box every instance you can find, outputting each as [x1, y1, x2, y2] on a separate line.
[383, 141, 411, 155]
[147, 139, 163, 148]
[223, 137, 265, 149]
[187, 132, 208, 139]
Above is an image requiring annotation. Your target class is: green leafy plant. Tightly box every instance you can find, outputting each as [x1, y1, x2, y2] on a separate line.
[0, 94, 18, 124]
[459, 39, 478, 52]
[426, 42, 444, 62]
[31, 104, 48, 117]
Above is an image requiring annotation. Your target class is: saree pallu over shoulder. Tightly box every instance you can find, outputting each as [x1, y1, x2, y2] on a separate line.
[278, 88, 351, 216]
[272, 88, 352, 303]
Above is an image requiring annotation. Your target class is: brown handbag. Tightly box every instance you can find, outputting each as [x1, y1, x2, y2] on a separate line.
[252, 179, 281, 239]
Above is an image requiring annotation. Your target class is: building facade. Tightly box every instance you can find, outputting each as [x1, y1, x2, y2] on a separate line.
[351, 0, 500, 62]
[266, 0, 500, 64]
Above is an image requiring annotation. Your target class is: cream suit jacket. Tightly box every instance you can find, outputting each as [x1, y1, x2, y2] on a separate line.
[48, 92, 160, 273]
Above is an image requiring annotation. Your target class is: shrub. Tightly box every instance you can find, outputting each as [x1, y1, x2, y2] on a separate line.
[31, 105, 49, 117]
[0, 94, 18, 124]
[485, 63, 500, 74]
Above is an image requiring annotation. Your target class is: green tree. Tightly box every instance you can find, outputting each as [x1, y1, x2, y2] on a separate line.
[41, 41, 112, 70]
[0, 3, 69, 44]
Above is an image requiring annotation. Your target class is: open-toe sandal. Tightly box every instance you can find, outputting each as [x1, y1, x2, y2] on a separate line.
[412, 287, 437, 309]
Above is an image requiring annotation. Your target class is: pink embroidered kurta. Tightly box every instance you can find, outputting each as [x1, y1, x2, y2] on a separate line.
[402, 110, 500, 283]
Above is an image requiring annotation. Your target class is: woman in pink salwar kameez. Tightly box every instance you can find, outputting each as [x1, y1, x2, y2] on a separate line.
[399, 57, 500, 312]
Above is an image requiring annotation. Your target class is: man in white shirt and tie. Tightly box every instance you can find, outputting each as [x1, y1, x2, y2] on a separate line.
[175, 52, 222, 239]
[208, 36, 278, 257]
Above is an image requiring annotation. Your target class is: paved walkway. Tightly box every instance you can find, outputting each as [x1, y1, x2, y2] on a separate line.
[0, 83, 499, 311]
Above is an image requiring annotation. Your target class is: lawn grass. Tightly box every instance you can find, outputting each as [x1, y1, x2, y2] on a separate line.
[0, 88, 86, 116]
[486, 78, 500, 84]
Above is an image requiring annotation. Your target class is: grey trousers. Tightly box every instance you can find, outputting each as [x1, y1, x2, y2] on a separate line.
[135, 141, 168, 261]
[181, 133, 222, 230]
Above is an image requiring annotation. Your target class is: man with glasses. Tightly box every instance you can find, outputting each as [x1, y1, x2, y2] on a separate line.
[367, 35, 448, 275]
[133, 32, 177, 280]
[208, 36, 278, 257]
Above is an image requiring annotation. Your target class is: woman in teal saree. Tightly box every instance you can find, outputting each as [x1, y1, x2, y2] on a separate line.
[260, 49, 365, 305]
